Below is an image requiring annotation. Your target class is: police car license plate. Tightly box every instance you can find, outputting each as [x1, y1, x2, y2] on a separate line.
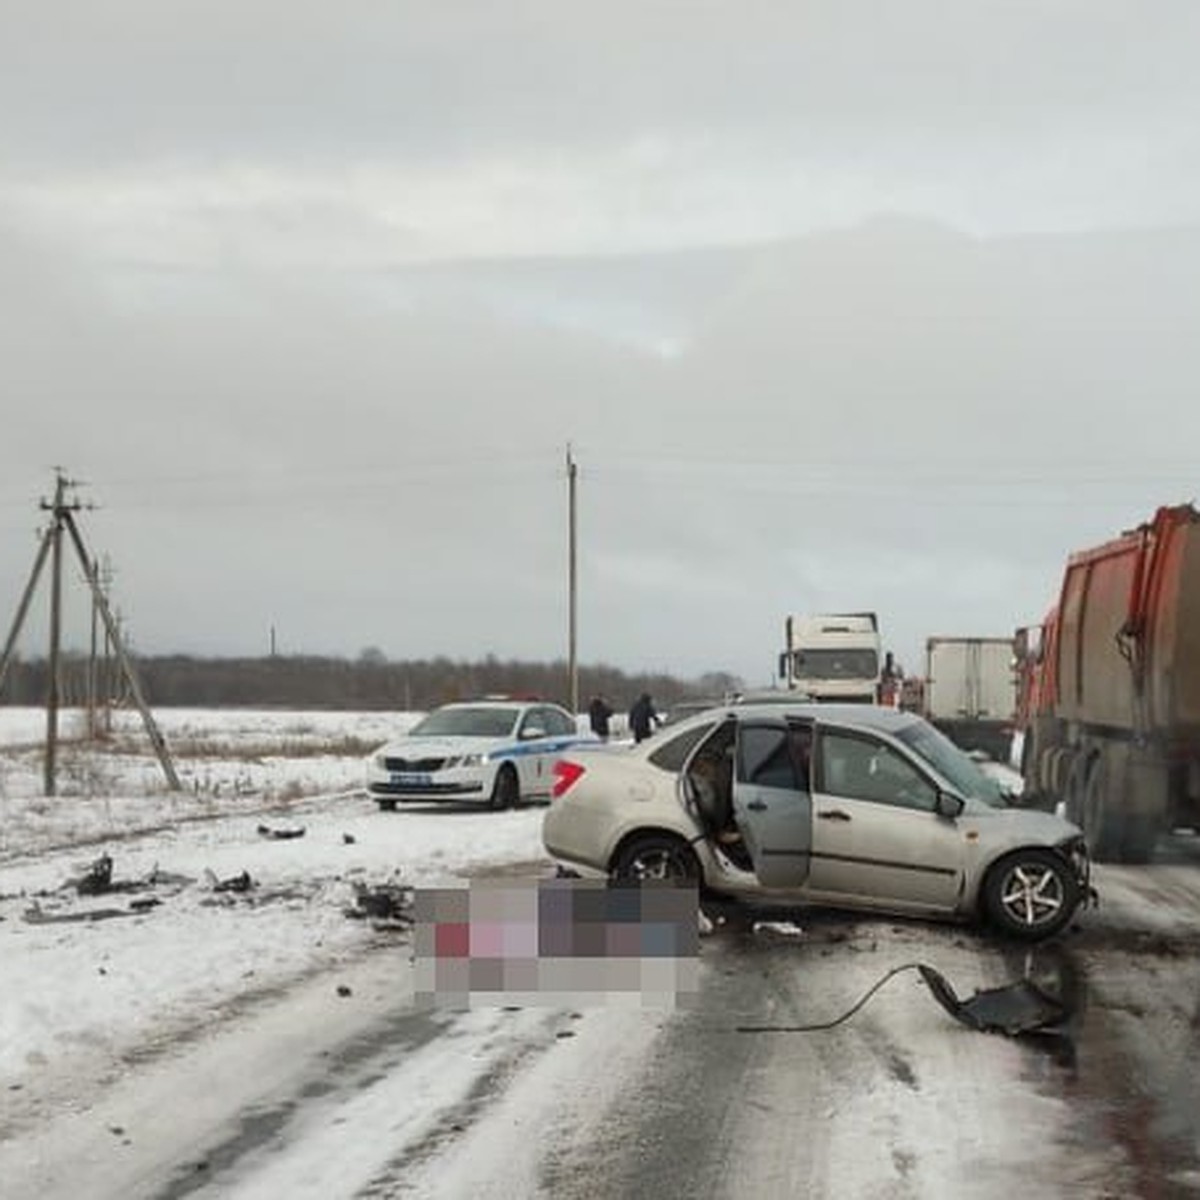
[392, 772, 432, 786]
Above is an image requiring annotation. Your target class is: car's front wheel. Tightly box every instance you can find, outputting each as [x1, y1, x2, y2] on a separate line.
[490, 764, 519, 810]
[982, 849, 1080, 941]
[611, 834, 700, 884]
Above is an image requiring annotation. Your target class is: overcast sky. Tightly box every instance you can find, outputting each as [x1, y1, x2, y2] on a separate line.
[3, 1, 1200, 687]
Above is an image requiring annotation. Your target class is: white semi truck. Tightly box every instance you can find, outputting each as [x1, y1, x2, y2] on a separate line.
[778, 612, 882, 703]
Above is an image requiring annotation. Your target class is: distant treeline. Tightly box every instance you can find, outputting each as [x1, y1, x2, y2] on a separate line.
[0, 652, 742, 714]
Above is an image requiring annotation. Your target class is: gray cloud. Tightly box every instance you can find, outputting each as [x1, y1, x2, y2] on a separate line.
[4, 212, 1198, 678]
[4, 2, 1197, 162]
[3, 4, 1200, 683]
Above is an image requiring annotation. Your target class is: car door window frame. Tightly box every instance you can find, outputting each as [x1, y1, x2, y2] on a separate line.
[736, 722, 800, 791]
[815, 728, 940, 812]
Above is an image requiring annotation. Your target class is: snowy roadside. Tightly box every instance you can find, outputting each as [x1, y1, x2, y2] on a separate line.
[0, 707, 418, 859]
[0, 708, 553, 1128]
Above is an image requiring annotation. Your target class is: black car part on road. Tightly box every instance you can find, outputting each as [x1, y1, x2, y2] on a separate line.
[736, 961, 1072, 1040]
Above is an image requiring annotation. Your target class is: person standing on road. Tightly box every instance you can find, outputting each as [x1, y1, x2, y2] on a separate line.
[629, 692, 658, 743]
[588, 695, 613, 740]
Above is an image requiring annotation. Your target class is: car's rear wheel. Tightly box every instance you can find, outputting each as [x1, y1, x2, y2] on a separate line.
[982, 849, 1080, 941]
[490, 764, 519, 811]
[611, 834, 700, 883]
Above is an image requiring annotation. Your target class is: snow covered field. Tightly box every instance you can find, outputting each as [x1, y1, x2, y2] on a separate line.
[0, 707, 550, 1108]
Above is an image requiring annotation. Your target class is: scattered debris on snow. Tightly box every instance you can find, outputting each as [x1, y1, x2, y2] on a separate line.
[75, 854, 115, 895]
[752, 920, 806, 939]
[345, 880, 411, 928]
[205, 868, 256, 894]
[256, 823, 306, 840]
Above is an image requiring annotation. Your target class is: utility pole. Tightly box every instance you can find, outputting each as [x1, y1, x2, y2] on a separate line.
[100, 558, 114, 735]
[0, 472, 181, 793]
[87, 553, 98, 742]
[43, 472, 71, 794]
[566, 443, 579, 715]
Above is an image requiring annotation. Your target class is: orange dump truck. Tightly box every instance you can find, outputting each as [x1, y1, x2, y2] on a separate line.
[1015, 504, 1200, 861]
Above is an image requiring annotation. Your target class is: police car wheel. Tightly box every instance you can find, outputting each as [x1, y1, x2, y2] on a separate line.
[490, 765, 519, 810]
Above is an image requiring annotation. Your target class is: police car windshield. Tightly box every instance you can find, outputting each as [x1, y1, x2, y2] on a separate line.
[409, 707, 519, 738]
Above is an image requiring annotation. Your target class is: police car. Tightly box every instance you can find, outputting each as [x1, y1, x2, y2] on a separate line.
[366, 699, 595, 810]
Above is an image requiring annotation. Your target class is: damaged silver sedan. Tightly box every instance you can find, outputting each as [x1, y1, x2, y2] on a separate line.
[544, 703, 1093, 941]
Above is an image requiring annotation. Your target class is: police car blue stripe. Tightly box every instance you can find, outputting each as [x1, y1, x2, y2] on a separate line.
[491, 735, 592, 761]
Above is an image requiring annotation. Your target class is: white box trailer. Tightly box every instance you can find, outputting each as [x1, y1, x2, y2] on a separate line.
[924, 636, 1017, 761]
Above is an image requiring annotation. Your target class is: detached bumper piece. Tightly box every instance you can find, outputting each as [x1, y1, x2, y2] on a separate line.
[917, 964, 1069, 1035]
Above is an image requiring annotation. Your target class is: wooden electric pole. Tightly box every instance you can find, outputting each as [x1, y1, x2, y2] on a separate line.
[567, 444, 579, 715]
[44, 472, 69, 794]
[0, 472, 181, 794]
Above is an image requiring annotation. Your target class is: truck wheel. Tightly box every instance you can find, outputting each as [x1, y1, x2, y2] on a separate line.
[982, 849, 1080, 941]
[1049, 748, 1073, 798]
[1018, 731, 1034, 780]
[1082, 755, 1122, 862]
[1062, 753, 1089, 826]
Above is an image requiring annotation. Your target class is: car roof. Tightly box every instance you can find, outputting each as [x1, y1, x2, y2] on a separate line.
[433, 698, 564, 712]
[662, 701, 918, 733]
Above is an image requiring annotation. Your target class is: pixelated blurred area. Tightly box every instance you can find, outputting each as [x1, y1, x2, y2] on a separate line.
[413, 879, 699, 1008]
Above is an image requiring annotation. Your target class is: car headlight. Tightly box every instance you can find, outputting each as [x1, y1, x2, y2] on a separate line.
[446, 753, 487, 768]
[372, 753, 388, 769]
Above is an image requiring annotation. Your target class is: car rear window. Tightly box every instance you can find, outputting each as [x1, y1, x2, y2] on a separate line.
[648, 722, 715, 772]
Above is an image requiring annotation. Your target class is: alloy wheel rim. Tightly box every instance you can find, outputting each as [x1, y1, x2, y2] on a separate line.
[633, 850, 683, 880]
[1000, 863, 1064, 927]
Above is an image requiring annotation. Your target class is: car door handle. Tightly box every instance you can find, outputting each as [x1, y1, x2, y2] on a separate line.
[817, 810, 851, 822]
[746, 799, 768, 812]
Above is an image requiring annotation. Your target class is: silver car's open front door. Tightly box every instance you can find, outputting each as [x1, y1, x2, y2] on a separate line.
[731, 721, 813, 888]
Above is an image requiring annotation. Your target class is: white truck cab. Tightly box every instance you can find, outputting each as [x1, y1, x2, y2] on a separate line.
[779, 612, 882, 703]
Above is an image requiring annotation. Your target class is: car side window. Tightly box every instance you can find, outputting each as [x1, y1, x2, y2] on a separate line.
[819, 731, 938, 811]
[648, 722, 716, 772]
[736, 725, 799, 790]
[542, 707, 576, 737]
[519, 709, 549, 739]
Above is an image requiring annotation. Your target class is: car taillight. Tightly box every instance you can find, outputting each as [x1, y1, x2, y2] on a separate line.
[552, 759, 586, 798]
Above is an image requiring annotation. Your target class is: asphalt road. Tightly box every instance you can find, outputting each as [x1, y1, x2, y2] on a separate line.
[6, 837, 1200, 1199]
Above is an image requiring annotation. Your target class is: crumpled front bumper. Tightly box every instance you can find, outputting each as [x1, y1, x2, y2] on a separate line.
[1063, 837, 1098, 908]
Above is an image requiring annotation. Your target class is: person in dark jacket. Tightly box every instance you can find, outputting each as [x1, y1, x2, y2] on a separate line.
[628, 692, 658, 743]
[588, 695, 613, 740]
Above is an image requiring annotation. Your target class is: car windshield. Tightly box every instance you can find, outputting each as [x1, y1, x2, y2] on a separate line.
[661, 701, 722, 727]
[794, 649, 879, 680]
[408, 707, 519, 738]
[895, 720, 1008, 806]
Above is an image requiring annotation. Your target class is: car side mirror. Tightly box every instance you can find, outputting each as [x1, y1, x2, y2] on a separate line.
[935, 791, 965, 818]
